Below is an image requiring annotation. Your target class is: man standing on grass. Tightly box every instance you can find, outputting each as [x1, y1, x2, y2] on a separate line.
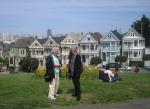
[46, 47, 61, 100]
[69, 47, 82, 101]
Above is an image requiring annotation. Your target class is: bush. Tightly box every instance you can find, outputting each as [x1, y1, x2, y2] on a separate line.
[60, 65, 69, 78]
[35, 67, 46, 78]
[9, 66, 16, 73]
[60, 65, 99, 79]
[19, 57, 39, 72]
[129, 61, 144, 67]
[81, 65, 99, 79]
[90, 57, 102, 65]
[143, 54, 150, 61]
[115, 55, 127, 62]
[30, 58, 39, 71]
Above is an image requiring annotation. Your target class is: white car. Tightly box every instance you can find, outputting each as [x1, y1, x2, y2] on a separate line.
[126, 67, 132, 71]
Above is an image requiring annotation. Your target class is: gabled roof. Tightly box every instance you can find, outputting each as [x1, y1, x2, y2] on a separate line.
[52, 36, 66, 44]
[37, 38, 48, 45]
[111, 30, 122, 40]
[123, 28, 145, 40]
[9, 37, 35, 48]
[89, 32, 102, 41]
[61, 33, 81, 44]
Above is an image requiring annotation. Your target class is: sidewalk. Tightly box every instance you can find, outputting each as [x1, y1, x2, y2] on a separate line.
[0, 71, 9, 74]
[61, 98, 150, 109]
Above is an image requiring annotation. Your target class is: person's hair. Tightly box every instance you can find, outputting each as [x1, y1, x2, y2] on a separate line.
[68, 49, 73, 59]
[52, 47, 59, 54]
[115, 67, 119, 71]
[106, 65, 110, 70]
[71, 46, 77, 53]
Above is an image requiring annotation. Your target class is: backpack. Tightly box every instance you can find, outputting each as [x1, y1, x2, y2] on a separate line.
[103, 73, 109, 82]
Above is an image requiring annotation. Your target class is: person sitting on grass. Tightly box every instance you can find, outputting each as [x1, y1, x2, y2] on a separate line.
[103, 65, 114, 82]
[112, 67, 122, 81]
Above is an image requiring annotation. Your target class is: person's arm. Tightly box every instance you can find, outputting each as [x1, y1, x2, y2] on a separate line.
[54, 56, 62, 67]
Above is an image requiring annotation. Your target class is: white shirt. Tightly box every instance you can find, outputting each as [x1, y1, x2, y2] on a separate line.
[104, 70, 114, 82]
[52, 55, 60, 74]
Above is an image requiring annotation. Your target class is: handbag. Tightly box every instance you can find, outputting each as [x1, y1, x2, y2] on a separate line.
[44, 72, 54, 82]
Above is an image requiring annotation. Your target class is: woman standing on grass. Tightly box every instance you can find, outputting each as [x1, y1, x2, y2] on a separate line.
[46, 47, 62, 100]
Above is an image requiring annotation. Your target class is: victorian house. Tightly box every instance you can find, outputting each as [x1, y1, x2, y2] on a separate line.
[101, 30, 121, 65]
[122, 28, 145, 65]
[61, 32, 81, 65]
[79, 32, 102, 65]
[9, 37, 35, 67]
[9, 36, 65, 67]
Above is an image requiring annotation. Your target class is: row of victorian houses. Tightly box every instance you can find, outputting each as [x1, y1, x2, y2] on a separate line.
[7, 28, 145, 67]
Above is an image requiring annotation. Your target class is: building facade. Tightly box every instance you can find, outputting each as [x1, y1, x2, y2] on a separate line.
[79, 32, 101, 65]
[101, 30, 121, 65]
[122, 28, 145, 65]
[9, 36, 65, 67]
[8, 29, 146, 67]
[61, 32, 81, 65]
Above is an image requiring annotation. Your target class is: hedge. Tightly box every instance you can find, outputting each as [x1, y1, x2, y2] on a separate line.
[129, 61, 144, 67]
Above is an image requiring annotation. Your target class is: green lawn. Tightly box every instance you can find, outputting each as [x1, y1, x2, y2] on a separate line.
[0, 72, 150, 109]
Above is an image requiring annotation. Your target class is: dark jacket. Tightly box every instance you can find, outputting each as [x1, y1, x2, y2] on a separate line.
[73, 54, 82, 77]
[46, 54, 62, 79]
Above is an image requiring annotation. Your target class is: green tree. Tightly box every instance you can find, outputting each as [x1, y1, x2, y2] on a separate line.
[19, 57, 39, 72]
[131, 15, 150, 47]
[115, 55, 127, 63]
[143, 54, 150, 61]
[0, 57, 3, 63]
[90, 57, 102, 65]
[30, 58, 39, 71]
[3, 57, 9, 68]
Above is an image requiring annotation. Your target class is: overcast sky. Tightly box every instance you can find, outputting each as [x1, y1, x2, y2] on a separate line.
[0, 0, 150, 36]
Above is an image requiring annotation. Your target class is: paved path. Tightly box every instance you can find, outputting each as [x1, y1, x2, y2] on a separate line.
[0, 71, 9, 74]
[60, 98, 150, 109]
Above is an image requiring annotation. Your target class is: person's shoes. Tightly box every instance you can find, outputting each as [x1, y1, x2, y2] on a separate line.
[72, 94, 76, 97]
[48, 95, 56, 100]
[76, 97, 81, 101]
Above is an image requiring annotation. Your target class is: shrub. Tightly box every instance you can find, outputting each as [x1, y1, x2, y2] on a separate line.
[115, 55, 127, 62]
[9, 66, 16, 73]
[19, 57, 39, 72]
[143, 54, 150, 61]
[60, 65, 68, 78]
[60, 65, 100, 79]
[90, 57, 102, 65]
[30, 58, 39, 71]
[129, 61, 144, 67]
[35, 67, 46, 78]
[81, 65, 99, 79]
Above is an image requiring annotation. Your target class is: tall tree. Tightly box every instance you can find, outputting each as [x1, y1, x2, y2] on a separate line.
[131, 15, 150, 47]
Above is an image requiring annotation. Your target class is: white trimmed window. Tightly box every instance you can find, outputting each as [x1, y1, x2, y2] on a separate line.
[134, 51, 138, 57]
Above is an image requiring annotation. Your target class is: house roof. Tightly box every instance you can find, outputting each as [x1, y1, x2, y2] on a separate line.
[122, 28, 145, 40]
[52, 36, 66, 44]
[89, 32, 103, 41]
[68, 33, 81, 42]
[111, 30, 122, 40]
[37, 38, 48, 45]
[9, 37, 35, 48]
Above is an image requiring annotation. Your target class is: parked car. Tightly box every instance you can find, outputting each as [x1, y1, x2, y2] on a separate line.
[144, 67, 150, 71]
[106, 62, 120, 68]
[126, 66, 132, 71]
